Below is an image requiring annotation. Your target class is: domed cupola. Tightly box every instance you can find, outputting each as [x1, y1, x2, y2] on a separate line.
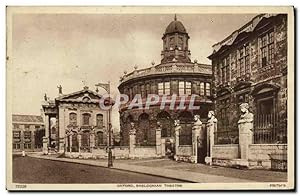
[161, 15, 191, 64]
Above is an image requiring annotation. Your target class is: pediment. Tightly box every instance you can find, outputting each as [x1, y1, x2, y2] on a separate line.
[56, 89, 101, 103]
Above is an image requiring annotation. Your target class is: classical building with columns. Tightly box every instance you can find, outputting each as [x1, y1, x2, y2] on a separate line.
[207, 14, 288, 170]
[118, 16, 213, 163]
[42, 86, 109, 156]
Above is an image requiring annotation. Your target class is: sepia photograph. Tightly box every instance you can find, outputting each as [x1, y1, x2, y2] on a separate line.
[5, 6, 294, 191]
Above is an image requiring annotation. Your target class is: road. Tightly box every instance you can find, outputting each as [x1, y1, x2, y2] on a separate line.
[13, 156, 185, 183]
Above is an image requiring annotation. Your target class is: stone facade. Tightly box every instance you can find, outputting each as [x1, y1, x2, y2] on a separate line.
[208, 14, 288, 145]
[12, 114, 44, 152]
[42, 86, 109, 154]
[118, 16, 213, 160]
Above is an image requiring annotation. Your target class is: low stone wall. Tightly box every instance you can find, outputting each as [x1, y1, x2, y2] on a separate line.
[64, 146, 160, 159]
[212, 144, 239, 159]
[134, 146, 157, 158]
[175, 145, 194, 163]
[248, 144, 287, 170]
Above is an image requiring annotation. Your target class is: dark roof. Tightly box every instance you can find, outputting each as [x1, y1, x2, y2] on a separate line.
[12, 115, 43, 123]
[165, 19, 187, 34]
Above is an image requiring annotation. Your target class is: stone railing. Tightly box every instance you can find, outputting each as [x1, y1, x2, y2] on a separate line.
[120, 63, 212, 83]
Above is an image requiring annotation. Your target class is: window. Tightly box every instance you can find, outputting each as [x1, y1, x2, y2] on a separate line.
[25, 125, 30, 131]
[35, 125, 40, 129]
[82, 113, 91, 125]
[96, 114, 104, 128]
[81, 131, 90, 147]
[221, 56, 230, 84]
[179, 81, 185, 95]
[206, 83, 211, 96]
[260, 30, 275, 67]
[97, 131, 104, 146]
[140, 84, 145, 98]
[157, 111, 172, 138]
[164, 82, 170, 95]
[185, 82, 191, 95]
[158, 82, 164, 95]
[237, 43, 251, 76]
[69, 113, 77, 126]
[158, 82, 170, 95]
[13, 143, 21, 149]
[24, 131, 31, 143]
[146, 84, 150, 96]
[24, 143, 31, 149]
[179, 81, 191, 95]
[13, 131, 21, 141]
[200, 82, 205, 95]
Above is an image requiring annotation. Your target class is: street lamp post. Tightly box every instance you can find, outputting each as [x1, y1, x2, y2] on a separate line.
[96, 81, 113, 168]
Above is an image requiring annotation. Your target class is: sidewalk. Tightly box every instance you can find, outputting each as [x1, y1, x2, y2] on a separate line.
[28, 153, 286, 183]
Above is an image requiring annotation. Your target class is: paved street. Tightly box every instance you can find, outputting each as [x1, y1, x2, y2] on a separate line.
[13, 156, 185, 183]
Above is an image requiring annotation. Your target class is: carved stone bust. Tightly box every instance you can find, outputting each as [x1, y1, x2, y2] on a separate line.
[207, 110, 218, 124]
[129, 122, 136, 135]
[193, 115, 202, 127]
[174, 119, 181, 136]
[238, 103, 254, 124]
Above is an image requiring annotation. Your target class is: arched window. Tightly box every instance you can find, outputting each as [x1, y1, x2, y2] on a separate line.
[138, 113, 150, 145]
[69, 113, 77, 126]
[71, 132, 79, 152]
[157, 111, 173, 138]
[179, 111, 193, 145]
[81, 131, 90, 147]
[82, 113, 91, 125]
[96, 114, 104, 128]
[97, 131, 104, 146]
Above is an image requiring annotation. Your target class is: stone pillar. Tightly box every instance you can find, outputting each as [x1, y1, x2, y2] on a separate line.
[44, 115, 50, 146]
[42, 136, 48, 154]
[205, 111, 218, 165]
[174, 120, 181, 161]
[238, 103, 254, 161]
[78, 134, 82, 155]
[58, 107, 65, 153]
[31, 130, 35, 151]
[69, 134, 73, 153]
[90, 131, 95, 149]
[192, 116, 202, 163]
[161, 139, 166, 156]
[129, 123, 136, 158]
[156, 122, 162, 156]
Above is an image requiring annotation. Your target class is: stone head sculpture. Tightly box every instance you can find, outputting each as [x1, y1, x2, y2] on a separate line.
[130, 122, 135, 129]
[208, 111, 215, 119]
[240, 103, 249, 114]
[174, 119, 180, 127]
[194, 115, 200, 122]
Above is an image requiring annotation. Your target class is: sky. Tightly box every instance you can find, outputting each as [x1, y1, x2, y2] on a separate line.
[10, 13, 257, 129]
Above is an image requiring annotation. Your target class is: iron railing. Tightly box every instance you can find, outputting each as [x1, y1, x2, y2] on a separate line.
[254, 113, 287, 144]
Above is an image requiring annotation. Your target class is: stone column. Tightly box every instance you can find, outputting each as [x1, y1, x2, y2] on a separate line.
[90, 131, 95, 149]
[205, 111, 217, 165]
[129, 122, 136, 158]
[58, 107, 65, 153]
[192, 115, 202, 163]
[31, 129, 35, 151]
[42, 136, 48, 154]
[44, 115, 50, 146]
[69, 133, 73, 153]
[174, 120, 181, 161]
[78, 133, 82, 155]
[238, 103, 254, 161]
[155, 122, 162, 156]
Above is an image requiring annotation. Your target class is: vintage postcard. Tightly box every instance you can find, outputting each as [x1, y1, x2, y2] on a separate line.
[6, 6, 295, 191]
